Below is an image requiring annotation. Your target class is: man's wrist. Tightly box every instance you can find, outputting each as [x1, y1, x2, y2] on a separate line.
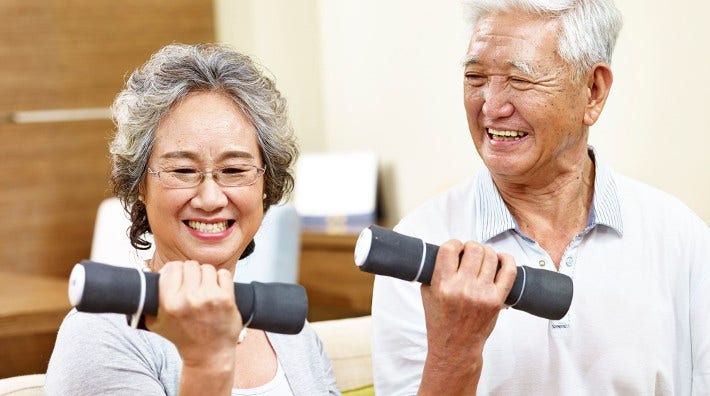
[418, 351, 482, 395]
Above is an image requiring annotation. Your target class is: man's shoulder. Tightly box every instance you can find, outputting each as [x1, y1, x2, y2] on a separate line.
[613, 172, 707, 231]
[615, 173, 699, 213]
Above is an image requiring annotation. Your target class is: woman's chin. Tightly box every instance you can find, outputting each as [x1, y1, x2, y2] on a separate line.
[182, 248, 239, 271]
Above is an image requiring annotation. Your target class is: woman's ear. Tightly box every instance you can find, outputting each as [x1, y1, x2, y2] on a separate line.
[583, 63, 614, 126]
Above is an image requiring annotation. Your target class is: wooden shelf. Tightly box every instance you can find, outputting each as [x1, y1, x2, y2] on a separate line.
[299, 231, 374, 321]
[0, 272, 71, 377]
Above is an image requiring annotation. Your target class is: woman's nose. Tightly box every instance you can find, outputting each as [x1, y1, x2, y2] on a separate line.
[191, 176, 228, 212]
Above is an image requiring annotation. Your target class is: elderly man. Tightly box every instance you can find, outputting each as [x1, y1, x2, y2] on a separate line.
[371, 0, 710, 394]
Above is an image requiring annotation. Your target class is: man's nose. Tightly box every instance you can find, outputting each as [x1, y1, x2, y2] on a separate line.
[481, 81, 514, 119]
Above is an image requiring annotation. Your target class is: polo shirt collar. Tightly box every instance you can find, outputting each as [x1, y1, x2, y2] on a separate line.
[475, 146, 623, 242]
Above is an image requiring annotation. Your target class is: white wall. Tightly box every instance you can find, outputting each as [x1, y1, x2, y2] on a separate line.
[215, 0, 710, 224]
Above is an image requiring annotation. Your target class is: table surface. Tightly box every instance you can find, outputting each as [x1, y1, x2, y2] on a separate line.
[0, 271, 72, 338]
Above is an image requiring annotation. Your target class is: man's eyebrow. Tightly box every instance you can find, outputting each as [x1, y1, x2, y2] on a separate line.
[509, 60, 539, 77]
[461, 55, 541, 78]
[461, 54, 479, 68]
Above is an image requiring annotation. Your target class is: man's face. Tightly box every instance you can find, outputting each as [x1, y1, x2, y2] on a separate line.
[463, 10, 591, 182]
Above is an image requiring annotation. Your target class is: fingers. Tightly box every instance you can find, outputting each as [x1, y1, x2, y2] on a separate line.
[217, 268, 239, 323]
[429, 239, 516, 304]
[217, 268, 234, 294]
[420, 240, 517, 365]
[158, 261, 185, 305]
[459, 242, 498, 282]
[180, 260, 202, 291]
[495, 252, 518, 300]
[156, 261, 233, 315]
[433, 240, 499, 284]
[430, 240, 463, 285]
[199, 263, 218, 289]
[148, 261, 241, 365]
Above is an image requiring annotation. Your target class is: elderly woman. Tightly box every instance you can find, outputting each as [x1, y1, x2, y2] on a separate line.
[45, 43, 339, 395]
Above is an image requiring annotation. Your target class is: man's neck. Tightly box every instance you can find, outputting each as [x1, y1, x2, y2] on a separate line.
[492, 154, 595, 268]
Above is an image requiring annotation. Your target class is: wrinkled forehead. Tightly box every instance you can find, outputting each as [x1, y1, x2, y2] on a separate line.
[465, 10, 563, 70]
[471, 9, 561, 47]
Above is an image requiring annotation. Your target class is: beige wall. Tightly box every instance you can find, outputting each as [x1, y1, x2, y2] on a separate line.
[214, 0, 325, 152]
[215, 0, 710, 224]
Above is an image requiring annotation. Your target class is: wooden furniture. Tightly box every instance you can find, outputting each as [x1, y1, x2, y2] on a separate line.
[0, 272, 71, 377]
[0, 0, 214, 377]
[0, 0, 215, 279]
[299, 231, 374, 321]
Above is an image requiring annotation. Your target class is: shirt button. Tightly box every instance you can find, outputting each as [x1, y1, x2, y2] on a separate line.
[565, 257, 574, 267]
[538, 259, 546, 267]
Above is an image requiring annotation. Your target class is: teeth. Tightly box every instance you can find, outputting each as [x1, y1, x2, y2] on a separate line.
[187, 220, 228, 233]
[488, 129, 527, 141]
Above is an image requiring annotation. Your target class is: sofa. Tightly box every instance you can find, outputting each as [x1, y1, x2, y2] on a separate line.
[0, 315, 373, 395]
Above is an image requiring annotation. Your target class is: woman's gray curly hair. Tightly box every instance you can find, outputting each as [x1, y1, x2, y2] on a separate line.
[110, 43, 298, 250]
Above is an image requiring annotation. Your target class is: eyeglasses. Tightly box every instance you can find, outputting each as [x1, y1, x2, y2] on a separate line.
[147, 164, 266, 189]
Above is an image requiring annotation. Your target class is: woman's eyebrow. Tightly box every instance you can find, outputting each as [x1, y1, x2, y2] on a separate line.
[218, 150, 255, 161]
[157, 150, 255, 161]
[158, 151, 198, 160]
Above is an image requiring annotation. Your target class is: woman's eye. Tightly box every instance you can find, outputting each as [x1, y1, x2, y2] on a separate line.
[171, 168, 198, 174]
[221, 165, 254, 175]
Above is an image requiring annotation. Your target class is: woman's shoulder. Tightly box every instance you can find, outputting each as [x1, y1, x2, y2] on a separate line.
[45, 310, 179, 395]
[55, 310, 153, 347]
[51, 310, 152, 362]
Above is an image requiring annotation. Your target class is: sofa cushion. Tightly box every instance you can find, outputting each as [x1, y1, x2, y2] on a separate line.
[312, 315, 373, 392]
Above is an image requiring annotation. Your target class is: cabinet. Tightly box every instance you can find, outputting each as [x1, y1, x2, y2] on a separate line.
[0, 0, 215, 279]
[0, 272, 70, 377]
[0, 0, 214, 377]
[298, 232, 374, 321]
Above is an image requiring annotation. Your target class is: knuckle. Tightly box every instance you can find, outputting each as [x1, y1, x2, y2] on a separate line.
[464, 241, 485, 256]
[162, 297, 188, 317]
[482, 244, 497, 257]
[439, 240, 463, 256]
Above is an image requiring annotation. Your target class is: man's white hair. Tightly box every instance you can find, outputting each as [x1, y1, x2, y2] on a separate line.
[462, 0, 623, 79]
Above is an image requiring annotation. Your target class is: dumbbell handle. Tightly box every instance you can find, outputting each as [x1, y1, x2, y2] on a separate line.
[68, 260, 307, 334]
[354, 225, 573, 320]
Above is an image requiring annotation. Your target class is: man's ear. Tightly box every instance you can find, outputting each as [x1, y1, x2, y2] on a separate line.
[583, 63, 613, 126]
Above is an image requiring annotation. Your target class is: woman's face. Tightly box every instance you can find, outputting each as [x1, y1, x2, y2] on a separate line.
[143, 90, 264, 273]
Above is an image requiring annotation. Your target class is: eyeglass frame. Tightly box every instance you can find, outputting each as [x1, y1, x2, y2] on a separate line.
[147, 164, 266, 189]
